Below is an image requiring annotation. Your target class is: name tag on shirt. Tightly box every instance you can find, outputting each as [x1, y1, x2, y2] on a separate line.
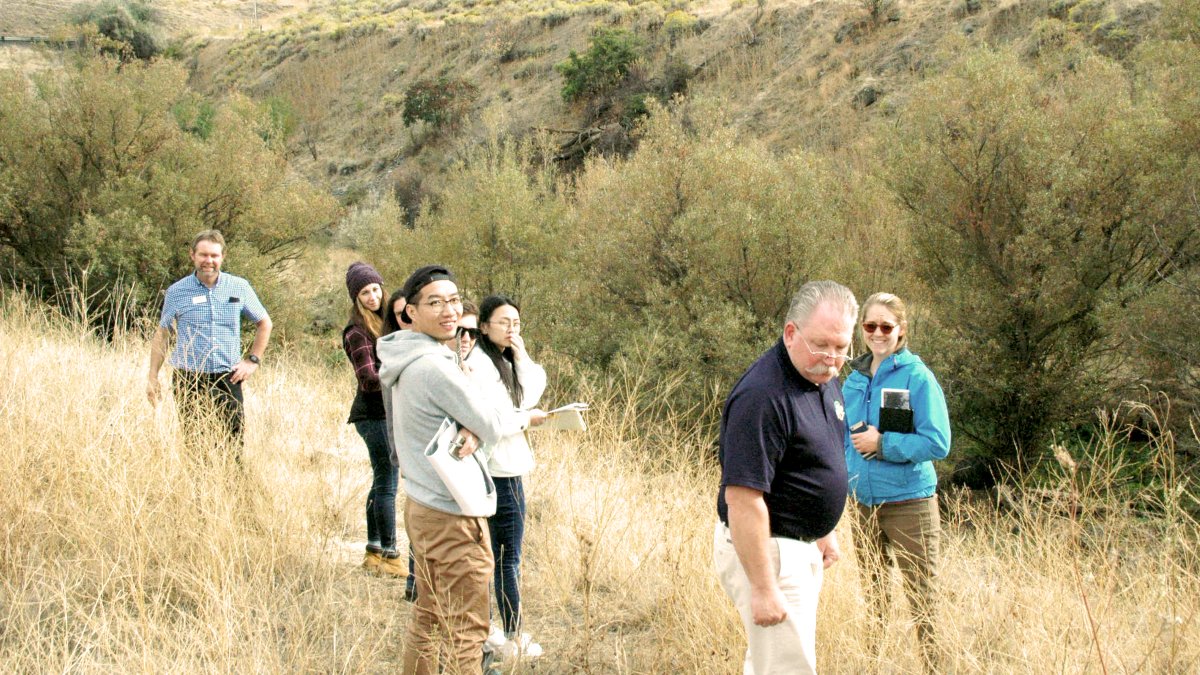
[192, 295, 208, 305]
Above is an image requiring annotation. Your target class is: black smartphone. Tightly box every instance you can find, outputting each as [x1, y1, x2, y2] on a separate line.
[850, 421, 868, 434]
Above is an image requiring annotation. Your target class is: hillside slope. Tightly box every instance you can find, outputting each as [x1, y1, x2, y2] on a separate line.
[0, 0, 311, 37]
[188, 0, 1160, 197]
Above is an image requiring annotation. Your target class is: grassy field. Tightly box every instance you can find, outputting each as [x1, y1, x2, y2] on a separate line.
[1, 287, 1196, 672]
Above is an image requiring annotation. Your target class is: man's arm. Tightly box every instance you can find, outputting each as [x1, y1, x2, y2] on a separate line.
[230, 316, 272, 384]
[725, 485, 788, 627]
[147, 326, 171, 406]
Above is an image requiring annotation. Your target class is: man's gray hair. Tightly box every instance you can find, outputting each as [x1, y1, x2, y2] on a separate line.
[785, 280, 859, 330]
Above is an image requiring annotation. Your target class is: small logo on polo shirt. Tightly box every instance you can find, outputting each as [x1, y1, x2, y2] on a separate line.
[834, 400, 845, 421]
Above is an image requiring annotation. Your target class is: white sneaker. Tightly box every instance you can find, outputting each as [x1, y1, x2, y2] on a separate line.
[498, 633, 543, 660]
[485, 624, 507, 650]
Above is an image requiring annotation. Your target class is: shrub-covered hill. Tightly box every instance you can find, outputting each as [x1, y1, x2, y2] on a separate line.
[5, 0, 1197, 484]
[177, 0, 1198, 485]
[186, 0, 1162, 196]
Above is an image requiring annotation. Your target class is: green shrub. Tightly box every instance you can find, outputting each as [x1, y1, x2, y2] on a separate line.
[171, 95, 217, 140]
[401, 77, 480, 129]
[556, 27, 643, 103]
[663, 10, 699, 45]
[884, 47, 1199, 482]
[70, 0, 161, 60]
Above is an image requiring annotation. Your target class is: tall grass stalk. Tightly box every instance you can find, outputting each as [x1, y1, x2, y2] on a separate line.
[1, 289, 1197, 672]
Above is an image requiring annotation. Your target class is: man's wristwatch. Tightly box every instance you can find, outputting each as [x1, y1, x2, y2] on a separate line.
[247, 354, 261, 365]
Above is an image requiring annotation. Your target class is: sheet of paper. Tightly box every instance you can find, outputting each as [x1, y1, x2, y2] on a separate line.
[546, 402, 590, 415]
[535, 409, 586, 432]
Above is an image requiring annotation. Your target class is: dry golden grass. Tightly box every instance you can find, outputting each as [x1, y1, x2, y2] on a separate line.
[1, 288, 1197, 672]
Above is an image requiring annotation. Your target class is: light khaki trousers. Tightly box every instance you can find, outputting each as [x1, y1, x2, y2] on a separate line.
[402, 498, 493, 675]
[713, 521, 824, 675]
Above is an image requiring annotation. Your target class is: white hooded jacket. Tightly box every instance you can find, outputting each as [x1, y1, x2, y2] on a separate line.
[464, 348, 546, 477]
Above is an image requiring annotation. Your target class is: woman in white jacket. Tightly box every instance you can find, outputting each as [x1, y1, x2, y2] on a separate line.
[466, 295, 547, 660]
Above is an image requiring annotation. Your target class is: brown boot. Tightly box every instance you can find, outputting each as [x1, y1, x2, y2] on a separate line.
[376, 553, 408, 578]
[362, 550, 382, 573]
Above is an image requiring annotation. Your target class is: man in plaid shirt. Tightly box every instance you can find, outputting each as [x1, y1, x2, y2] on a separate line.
[147, 230, 272, 458]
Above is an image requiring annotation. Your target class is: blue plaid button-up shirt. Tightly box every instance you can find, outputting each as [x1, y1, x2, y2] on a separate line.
[158, 272, 269, 373]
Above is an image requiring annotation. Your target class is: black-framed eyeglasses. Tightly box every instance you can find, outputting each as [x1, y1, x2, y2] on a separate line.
[420, 296, 463, 311]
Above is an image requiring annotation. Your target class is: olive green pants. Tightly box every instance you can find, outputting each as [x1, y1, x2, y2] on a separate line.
[854, 495, 941, 670]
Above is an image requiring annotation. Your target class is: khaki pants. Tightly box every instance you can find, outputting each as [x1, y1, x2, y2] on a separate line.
[713, 522, 824, 675]
[854, 495, 940, 670]
[403, 498, 493, 675]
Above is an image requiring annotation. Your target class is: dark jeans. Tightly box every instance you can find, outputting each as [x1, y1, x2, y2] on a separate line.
[406, 549, 418, 600]
[173, 370, 244, 461]
[354, 418, 398, 553]
[489, 476, 526, 634]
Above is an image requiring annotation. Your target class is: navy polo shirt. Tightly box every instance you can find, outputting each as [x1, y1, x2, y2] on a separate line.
[717, 339, 849, 542]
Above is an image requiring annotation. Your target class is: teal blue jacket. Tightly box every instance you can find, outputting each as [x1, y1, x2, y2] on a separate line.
[843, 348, 951, 507]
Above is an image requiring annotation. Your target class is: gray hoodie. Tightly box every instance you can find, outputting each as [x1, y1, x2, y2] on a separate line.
[378, 330, 531, 515]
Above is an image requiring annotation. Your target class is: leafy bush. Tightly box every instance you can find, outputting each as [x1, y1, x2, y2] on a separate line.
[401, 77, 480, 129]
[70, 0, 161, 60]
[663, 10, 699, 45]
[556, 28, 643, 103]
[0, 57, 338, 336]
[884, 46, 1199, 483]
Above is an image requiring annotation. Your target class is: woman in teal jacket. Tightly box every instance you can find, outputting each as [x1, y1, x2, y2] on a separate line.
[844, 292, 950, 671]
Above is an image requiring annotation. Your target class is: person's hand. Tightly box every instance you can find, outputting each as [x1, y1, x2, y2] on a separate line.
[851, 425, 882, 460]
[509, 334, 528, 361]
[147, 377, 161, 407]
[750, 585, 789, 627]
[453, 429, 480, 458]
[817, 533, 840, 569]
[527, 409, 548, 427]
[229, 358, 259, 384]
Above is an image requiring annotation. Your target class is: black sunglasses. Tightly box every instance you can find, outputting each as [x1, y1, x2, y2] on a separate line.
[457, 326, 481, 339]
[862, 322, 897, 335]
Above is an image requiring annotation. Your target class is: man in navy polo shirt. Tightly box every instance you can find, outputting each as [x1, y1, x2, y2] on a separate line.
[714, 280, 858, 674]
[147, 230, 272, 458]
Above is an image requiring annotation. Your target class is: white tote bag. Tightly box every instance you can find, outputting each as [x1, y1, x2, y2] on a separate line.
[423, 418, 497, 517]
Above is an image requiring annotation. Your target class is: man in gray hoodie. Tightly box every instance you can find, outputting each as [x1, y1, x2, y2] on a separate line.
[378, 265, 542, 675]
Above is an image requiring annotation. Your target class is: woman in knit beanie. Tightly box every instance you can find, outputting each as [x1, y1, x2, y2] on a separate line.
[341, 262, 405, 577]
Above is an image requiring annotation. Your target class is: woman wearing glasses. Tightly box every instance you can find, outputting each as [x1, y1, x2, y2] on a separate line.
[453, 300, 480, 366]
[341, 263, 406, 578]
[842, 292, 951, 671]
[465, 295, 548, 660]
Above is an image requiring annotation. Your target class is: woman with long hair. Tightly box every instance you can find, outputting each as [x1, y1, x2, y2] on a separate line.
[843, 292, 951, 671]
[467, 295, 548, 660]
[384, 288, 410, 335]
[342, 262, 405, 577]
